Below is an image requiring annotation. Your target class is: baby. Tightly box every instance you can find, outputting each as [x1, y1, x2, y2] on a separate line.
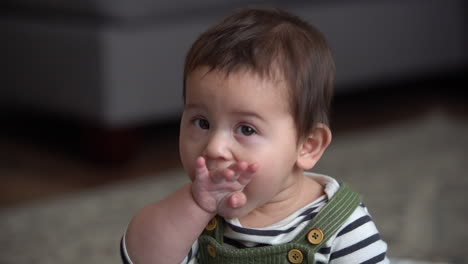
[121, 7, 388, 264]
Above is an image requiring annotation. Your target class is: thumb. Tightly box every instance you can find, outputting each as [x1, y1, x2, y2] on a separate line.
[228, 192, 247, 209]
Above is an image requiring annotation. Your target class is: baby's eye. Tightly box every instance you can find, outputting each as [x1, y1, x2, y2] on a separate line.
[194, 118, 210, 130]
[236, 125, 256, 136]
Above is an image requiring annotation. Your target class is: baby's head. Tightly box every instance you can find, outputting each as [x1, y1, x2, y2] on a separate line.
[180, 8, 336, 217]
[183, 7, 335, 142]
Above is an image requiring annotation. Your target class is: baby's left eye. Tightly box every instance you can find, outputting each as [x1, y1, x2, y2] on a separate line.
[235, 125, 256, 136]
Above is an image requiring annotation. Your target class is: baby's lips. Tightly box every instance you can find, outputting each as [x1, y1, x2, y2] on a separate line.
[206, 161, 257, 173]
[207, 166, 230, 172]
[206, 162, 233, 172]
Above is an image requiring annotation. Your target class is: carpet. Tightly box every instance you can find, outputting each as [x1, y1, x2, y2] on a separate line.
[1, 109, 466, 263]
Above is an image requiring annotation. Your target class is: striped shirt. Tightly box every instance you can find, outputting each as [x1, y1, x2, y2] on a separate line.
[121, 173, 389, 263]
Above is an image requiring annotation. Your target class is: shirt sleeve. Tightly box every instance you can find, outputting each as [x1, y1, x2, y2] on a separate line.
[328, 204, 390, 264]
[120, 233, 134, 264]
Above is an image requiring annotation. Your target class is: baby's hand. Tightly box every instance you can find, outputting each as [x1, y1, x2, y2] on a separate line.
[191, 157, 258, 216]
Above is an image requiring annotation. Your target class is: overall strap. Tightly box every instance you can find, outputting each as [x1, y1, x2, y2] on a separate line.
[198, 182, 361, 263]
[292, 183, 362, 254]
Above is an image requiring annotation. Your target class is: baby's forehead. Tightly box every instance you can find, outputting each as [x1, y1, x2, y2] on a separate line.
[213, 66, 290, 94]
[186, 65, 293, 110]
[187, 66, 292, 108]
[238, 68, 292, 104]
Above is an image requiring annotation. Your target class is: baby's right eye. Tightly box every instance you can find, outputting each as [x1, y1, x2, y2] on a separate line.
[193, 118, 210, 130]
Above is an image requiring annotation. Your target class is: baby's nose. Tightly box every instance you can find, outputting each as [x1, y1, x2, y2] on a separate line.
[203, 132, 232, 161]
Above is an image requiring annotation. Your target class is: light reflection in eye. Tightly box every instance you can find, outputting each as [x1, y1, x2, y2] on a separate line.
[236, 125, 256, 136]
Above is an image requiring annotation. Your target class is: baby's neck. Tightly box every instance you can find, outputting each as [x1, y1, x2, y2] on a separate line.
[239, 173, 324, 228]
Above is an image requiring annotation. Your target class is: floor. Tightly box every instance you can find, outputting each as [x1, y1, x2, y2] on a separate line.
[0, 75, 466, 209]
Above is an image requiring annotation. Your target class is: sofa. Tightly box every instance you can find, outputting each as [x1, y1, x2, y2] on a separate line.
[2, 0, 466, 128]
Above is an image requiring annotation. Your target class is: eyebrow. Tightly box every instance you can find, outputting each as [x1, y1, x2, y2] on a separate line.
[184, 103, 203, 110]
[185, 103, 265, 122]
[230, 110, 266, 122]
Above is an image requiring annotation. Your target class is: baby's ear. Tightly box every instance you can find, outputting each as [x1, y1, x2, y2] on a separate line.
[296, 124, 332, 170]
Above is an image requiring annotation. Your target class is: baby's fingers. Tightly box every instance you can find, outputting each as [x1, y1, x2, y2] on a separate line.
[237, 163, 259, 185]
[229, 161, 248, 172]
[221, 162, 247, 182]
[210, 167, 234, 183]
[194, 157, 209, 181]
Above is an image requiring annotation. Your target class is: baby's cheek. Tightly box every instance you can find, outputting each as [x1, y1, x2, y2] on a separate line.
[237, 139, 268, 162]
[237, 135, 265, 146]
[244, 173, 266, 197]
[187, 128, 206, 140]
[180, 151, 196, 180]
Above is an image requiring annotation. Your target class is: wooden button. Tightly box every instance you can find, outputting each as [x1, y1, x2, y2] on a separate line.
[207, 244, 216, 257]
[287, 249, 304, 263]
[205, 217, 217, 231]
[307, 228, 324, 245]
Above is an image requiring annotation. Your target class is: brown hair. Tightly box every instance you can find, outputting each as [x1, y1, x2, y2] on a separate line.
[183, 7, 335, 140]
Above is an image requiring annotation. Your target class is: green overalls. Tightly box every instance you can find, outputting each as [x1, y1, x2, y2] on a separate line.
[197, 183, 361, 264]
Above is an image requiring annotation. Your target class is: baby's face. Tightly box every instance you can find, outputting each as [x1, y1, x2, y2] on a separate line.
[179, 67, 303, 216]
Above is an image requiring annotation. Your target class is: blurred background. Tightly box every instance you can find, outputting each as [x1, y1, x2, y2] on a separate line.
[0, 0, 467, 263]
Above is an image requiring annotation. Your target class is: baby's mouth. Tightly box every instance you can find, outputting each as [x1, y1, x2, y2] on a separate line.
[206, 162, 233, 171]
